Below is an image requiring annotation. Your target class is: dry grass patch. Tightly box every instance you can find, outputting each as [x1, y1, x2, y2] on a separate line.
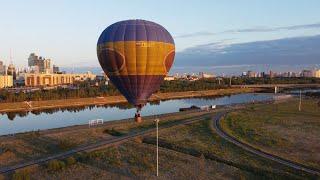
[222, 98, 320, 169]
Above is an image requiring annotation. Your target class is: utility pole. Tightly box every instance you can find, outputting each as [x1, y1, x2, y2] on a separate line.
[299, 90, 302, 111]
[154, 118, 159, 177]
[229, 76, 232, 86]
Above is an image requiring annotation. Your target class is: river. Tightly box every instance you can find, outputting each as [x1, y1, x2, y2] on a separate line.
[0, 93, 274, 136]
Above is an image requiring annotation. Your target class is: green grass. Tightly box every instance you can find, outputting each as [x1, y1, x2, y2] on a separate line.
[221, 98, 320, 170]
[5, 111, 317, 179]
[151, 117, 315, 179]
[3, 100, 319, 179]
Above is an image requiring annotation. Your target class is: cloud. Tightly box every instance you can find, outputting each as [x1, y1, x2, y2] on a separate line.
[174, 31, 217, 38]
[175, 22, 320, 39]
[175, 34, 320, 66]
[182, 38, 235, 54]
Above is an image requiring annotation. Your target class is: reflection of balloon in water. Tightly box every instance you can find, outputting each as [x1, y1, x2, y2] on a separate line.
[97, 19, 175, 122]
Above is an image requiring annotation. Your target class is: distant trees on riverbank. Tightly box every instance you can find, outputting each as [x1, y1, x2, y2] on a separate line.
[0, 77, 318, 103]
[230, 77, 320, 85]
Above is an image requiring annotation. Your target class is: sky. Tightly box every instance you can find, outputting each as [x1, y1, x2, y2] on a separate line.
[0, 0, 320, 68]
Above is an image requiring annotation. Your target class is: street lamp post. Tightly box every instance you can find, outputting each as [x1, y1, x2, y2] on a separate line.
[299, 90, 302, 111]
[154, 118, 159, 177]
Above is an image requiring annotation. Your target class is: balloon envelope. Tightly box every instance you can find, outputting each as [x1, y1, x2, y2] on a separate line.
[97, 19, 175, 106]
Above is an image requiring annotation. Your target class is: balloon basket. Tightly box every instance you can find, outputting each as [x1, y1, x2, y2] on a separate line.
[135, 116, 142, 123]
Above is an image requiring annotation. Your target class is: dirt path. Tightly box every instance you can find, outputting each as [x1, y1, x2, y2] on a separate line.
[0, 114, 211, 174]
[212, 112, 320, 176]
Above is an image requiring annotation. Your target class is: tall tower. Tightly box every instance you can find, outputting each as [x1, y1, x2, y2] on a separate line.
[0, 60, 5, 75]
[7, 49, 16, 80]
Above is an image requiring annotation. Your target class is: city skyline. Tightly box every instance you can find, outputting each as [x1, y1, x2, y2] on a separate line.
[0, 0, 320, 69]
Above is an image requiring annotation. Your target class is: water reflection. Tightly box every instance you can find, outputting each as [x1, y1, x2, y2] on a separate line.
[0, 93, 274, 135]
[2, 102, 138, 120]
[286, 88, 320, 94]
[2, 97, 225, 121]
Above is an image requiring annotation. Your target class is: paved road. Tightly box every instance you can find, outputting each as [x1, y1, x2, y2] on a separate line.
[0, 113, 210, 174]
[212, 112, 320, 176]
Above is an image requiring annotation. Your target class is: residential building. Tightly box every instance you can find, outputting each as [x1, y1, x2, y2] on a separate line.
[315, 69, 320, 78]
[199, 72, 215, 78]
[247, 71, 257, 78]
[164, 76, 175, 81]
[43, 59, 52, 73]
[24, 72, 96, 87]
[53, 65, 60, 73]
[7, 63, 16, 80]
[301, 70, 314, 77]
[269, 71, 275, 78]
[28, 53, 52, 73]
[0, 75, 13, 88]
[0, 61, 6, 75]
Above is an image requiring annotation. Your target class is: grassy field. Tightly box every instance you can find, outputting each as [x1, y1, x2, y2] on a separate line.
[0, 88, 255, 113]
[3, 141, 246, 180]
[0, 110, 211, 168]
[220, 97, 320, 170]
[1, 105, 317, 179]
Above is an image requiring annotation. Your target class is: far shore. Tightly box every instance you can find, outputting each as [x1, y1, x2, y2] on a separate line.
[0, 88, 258, 113]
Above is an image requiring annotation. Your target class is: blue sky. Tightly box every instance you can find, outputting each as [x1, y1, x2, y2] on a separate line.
[1, 0, 320, 67]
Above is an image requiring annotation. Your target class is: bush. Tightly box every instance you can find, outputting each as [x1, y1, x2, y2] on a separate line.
[47, 160, 66, 172]
[65, 157, 76, 166]
[57, 139, 76, 150]
[103, 128, 125, 136]
[12, 169, 31, 180]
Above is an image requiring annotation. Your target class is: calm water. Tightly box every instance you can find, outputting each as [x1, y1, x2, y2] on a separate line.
[0, 93, 274, 136]
[287, 88, 320, 94]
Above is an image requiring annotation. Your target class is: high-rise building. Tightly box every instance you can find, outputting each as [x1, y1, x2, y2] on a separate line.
[269, 71, 275, 78]
[7, 63, 16, 80]
[28, 53, 40, 67]
[199, 72, 215, 78]
[28, 53, 52, 73]
[43, 59, 51, 72]
[301, 70, 314, 77]
[0, 61, 5, 75]
[53, 65, 60, 73]
[247, 71, 257, 78]
[315, 69, 320, 78]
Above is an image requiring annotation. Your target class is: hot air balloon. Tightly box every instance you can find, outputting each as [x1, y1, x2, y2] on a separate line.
[97, 19, 175, 122]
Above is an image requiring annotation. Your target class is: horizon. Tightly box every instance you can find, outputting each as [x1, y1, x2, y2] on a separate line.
[1, 0, 320, 71]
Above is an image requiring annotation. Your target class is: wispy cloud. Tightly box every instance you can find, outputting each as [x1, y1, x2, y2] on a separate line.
[175, 32, 217, 38]
[182, 38, 234, 53]
[175, 22, 320, 39]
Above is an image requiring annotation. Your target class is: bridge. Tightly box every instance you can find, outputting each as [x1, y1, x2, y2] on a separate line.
[231, 84, 320, 89]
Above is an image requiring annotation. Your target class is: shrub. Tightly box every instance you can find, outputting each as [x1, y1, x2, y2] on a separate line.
[65, 157, 76, 166]
[57, 139, 76, 150]
[103, 128, 125, 136]
[47, 160, 66, 172]
[12, 169, 31, 180]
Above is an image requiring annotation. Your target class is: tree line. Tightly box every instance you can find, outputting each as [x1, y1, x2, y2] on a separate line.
[0, 77, 319, 103]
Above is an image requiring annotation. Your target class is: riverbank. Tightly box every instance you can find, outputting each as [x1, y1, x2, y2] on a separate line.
[1, 98, 314, 179]
[0, 88, 257, 113]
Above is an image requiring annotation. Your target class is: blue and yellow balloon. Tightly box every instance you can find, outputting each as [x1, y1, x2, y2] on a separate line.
[97, 19, 175, 122]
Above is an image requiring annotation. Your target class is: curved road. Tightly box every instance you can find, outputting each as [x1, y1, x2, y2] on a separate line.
[212, 112, 320, 176]
[0, 113, 209, 174]
[2, 110, 320, 176]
